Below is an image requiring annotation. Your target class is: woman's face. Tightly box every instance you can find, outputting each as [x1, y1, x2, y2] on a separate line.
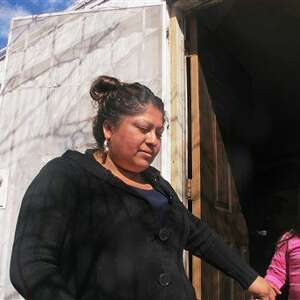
[103, 104, 164, 173]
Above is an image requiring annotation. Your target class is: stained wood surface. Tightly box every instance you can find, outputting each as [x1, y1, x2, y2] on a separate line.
[187, 15, 249, 300]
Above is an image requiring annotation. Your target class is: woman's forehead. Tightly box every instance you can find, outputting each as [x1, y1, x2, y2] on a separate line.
[125, 105, 163, 122]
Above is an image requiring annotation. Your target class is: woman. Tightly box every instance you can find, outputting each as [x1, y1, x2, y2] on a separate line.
[10, 76, 277, 300]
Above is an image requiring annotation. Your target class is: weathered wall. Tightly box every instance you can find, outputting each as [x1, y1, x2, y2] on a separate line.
[0, 5, 168, 299]
[0, 56, 5, 90]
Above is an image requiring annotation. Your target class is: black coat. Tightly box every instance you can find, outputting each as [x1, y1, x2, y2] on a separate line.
[10, 150, 257, 300]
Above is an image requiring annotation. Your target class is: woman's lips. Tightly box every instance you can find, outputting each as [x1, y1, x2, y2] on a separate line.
[139, 150, 153, 157]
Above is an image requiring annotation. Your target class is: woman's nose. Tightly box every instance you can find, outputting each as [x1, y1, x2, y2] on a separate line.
[146, 130, 159, 145]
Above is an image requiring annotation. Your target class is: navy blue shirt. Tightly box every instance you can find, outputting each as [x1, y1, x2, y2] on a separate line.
[132, 187, 169, 224]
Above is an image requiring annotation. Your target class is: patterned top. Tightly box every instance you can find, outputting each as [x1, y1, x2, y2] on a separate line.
[265, 232, 300, 300]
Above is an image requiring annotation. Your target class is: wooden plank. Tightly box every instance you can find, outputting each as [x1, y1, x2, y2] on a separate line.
[215, 125, 231, 211]
[169, 6, 187, 202]
[168, 5, 189, 275]
[188, 16, 202, 300]
[189, 17, 201, 214]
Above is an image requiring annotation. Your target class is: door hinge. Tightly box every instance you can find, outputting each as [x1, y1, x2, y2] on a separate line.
[186, 178, 192, 201]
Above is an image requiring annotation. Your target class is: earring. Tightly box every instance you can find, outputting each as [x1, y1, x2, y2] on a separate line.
[103, 139, 109, 153]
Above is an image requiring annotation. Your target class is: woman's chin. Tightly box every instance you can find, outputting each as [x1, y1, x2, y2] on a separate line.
[129, 158, 152, 173]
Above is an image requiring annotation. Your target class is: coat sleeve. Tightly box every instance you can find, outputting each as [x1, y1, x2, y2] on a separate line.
[264, 236, 288, 290]
[184, 210, 258, 289]
[10, 158, 79, 300]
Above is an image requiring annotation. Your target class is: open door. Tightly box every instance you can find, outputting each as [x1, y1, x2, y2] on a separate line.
[187, 16, 250, 300]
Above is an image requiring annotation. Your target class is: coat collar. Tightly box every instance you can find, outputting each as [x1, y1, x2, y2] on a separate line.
[62, 149, 173, 203]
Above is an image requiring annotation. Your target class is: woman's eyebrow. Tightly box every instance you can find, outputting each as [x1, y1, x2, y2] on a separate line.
[134, 119, 164, 129]
[135, 120, 153, 126]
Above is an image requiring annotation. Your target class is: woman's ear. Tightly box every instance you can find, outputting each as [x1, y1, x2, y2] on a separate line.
[102, 120, 114, 140]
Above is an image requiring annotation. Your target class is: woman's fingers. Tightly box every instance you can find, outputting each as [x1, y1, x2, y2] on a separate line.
[267, 281, 281, 295]
[247, 276, 277, 300]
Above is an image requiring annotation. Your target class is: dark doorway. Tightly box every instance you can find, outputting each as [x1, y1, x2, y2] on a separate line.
[196, 1, 300, 299]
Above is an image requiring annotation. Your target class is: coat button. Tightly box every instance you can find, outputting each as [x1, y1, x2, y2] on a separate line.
[158, 228, 170, 241]
[158, 273, 171, 286]
[168, 194, 173, 203]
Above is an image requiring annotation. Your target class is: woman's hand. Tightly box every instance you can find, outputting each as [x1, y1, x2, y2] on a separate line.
[247, 276, 280, 299]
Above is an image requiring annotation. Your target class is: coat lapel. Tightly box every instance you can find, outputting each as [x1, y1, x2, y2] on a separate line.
[63, 150, 183, 232]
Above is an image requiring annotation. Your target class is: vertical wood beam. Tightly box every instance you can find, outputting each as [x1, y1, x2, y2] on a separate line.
[168, 7, 187, 203]
[168, 5, 189, 277]
[188, 16, 202, 300]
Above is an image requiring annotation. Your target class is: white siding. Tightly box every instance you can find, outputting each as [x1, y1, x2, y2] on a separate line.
[0, 4, 168, 299]
[0, 56, 5, 91]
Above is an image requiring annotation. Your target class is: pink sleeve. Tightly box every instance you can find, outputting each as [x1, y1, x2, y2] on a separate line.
[264, 235, 289, 290]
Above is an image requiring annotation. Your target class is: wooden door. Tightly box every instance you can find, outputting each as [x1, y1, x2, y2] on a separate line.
[186, 16, 250, 300]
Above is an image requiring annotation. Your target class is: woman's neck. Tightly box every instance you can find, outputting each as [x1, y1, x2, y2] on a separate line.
[93, 151, 152, 190]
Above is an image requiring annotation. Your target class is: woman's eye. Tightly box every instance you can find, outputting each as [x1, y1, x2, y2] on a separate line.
[137, 126, 149, 133]
[156, 131, 163, 138]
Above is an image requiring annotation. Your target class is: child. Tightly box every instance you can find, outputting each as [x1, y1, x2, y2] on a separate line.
[265, 222, 300, 299]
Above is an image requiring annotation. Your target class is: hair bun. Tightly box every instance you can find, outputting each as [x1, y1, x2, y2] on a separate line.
[90, 75, 121, 103]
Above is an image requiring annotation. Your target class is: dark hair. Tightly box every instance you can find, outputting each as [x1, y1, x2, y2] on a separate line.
[277, 227, 300, 247]
[276, 200, 300, 245]
[90, 75, 165, 151]
[283, 222, 300, 240]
